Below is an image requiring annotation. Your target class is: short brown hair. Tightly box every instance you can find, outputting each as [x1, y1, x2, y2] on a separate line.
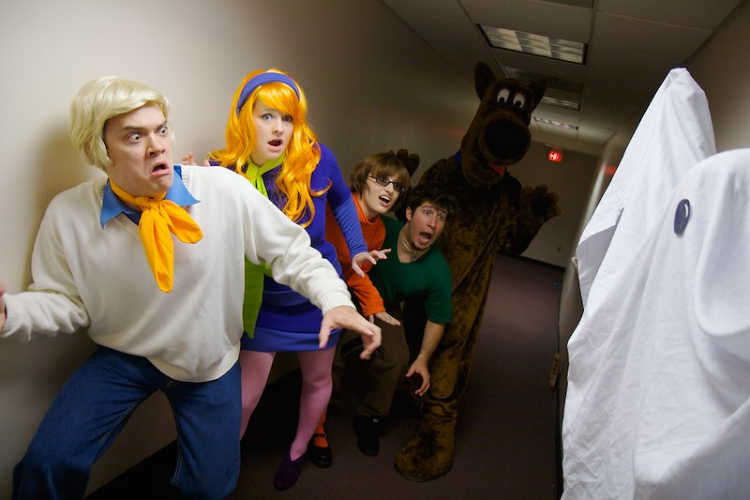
[349, 151, 411, 194]
[405, 183, 456, 217]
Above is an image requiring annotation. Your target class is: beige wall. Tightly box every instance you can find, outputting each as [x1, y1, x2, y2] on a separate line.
[515, 142, 599, 268]
[0, 0, 479, 494]
[688, 0, 750, 152]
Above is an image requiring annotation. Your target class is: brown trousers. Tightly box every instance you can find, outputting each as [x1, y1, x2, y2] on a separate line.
[334, 309, 413, 418]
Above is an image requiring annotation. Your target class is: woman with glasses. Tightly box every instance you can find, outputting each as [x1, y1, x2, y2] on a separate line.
[308, 151, 411, 467]
[328, 152, 411, 324]
[202, 68, 385, 490]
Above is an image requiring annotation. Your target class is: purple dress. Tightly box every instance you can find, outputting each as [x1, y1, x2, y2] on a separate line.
[241, 143, 367, 352]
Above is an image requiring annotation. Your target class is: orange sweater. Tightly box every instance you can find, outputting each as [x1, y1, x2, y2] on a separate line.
[325, 193, 386, 317]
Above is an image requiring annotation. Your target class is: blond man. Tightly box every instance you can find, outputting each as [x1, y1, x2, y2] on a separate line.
[0, 77, 379, 499]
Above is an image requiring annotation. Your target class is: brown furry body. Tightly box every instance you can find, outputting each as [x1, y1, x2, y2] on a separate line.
[394, 63, 559, 481]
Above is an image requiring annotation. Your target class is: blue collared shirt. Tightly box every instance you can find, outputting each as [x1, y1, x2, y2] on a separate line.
[100, 165, 199, 226]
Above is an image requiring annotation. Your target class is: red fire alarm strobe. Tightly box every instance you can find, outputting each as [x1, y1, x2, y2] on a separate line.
[548, 149, 563, 163]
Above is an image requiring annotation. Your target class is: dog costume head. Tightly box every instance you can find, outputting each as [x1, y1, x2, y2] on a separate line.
[460, 62, 545, 187]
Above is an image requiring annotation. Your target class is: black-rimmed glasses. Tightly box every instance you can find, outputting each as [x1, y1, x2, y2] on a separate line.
[368, 175, 406, 193]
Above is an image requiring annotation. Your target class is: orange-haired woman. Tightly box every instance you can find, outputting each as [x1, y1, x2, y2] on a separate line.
[208, 69, 384, 490]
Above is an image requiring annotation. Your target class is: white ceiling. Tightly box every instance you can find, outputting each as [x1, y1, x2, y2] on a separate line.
[383, 0, 745, 155]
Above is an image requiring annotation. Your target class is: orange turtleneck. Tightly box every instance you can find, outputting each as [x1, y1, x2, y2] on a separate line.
[324, 193, 386, 317]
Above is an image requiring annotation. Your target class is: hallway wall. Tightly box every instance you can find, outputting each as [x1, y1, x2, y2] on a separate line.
[687, 0, 750, 151]
[0, 0, 480, 494]
[515, 142, 599, 268]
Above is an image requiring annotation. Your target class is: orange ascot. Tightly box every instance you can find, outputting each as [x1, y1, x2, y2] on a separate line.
[109, 181, 203, 292]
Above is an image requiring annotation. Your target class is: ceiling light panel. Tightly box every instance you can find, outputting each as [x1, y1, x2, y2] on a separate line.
[533, 116, 580, 130]
[541, 96, 581, 111]
[481, 25, 587, 64]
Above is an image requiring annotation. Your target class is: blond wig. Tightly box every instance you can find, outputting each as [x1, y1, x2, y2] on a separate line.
[70, 76, 168, 170]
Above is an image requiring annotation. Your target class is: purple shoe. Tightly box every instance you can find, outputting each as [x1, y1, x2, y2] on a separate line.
[273, 452, 307, 491]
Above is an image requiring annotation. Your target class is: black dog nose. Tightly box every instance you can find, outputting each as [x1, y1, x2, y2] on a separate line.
[484, 119, 530, 160]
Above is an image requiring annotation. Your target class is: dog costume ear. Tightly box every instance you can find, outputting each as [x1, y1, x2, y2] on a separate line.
[474, 62, 496, 100]
[396, 148, 420, 177]
[527, 79, 547, 111]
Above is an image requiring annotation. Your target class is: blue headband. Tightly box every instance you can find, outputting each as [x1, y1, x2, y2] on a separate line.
[236, 73, 301, 115]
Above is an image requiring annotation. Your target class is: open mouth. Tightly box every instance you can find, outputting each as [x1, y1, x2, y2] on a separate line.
[151, 162, 170, 175]
[416, 231, 433, 245]
[378, 194, 392, 206]
[268, 139, 283, 147]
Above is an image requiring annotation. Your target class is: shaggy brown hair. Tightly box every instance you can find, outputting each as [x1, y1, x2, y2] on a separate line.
[349, 151, 411, 195]
[405, 183, 457, 218]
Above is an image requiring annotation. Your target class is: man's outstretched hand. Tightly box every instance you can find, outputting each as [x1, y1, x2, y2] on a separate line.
[319, 305, 381, 359]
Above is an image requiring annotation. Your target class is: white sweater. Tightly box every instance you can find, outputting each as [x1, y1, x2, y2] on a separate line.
[2, 166, 353, 382]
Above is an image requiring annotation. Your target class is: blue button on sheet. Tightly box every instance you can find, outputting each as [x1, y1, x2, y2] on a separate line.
[674, 199, 691, 235]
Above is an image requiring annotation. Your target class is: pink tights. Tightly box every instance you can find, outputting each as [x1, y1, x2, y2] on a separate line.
[239, 348, 336, 461]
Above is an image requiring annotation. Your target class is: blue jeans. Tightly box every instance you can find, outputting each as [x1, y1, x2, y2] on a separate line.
[12, 346, 241, 499]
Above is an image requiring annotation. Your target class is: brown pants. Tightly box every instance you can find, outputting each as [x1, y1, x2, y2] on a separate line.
[334, 310, 413, 418]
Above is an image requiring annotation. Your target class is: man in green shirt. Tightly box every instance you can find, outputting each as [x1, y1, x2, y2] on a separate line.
[338, 183, 455, 457]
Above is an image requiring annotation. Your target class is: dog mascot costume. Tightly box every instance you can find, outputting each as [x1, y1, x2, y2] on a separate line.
[395, 62, 560, 481]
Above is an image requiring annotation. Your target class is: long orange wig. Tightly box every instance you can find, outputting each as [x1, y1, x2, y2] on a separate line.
[210, 69, 325, 226]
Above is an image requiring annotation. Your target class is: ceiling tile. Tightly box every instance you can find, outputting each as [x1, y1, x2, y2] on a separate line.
[597, 0, 744, 30]
[491, 48, 588, 83]
[462, 0, 593, 42]
[587, 13, 710, 85]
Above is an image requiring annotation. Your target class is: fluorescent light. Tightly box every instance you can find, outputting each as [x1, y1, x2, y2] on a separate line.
[533, 116, 579, 131]
[541, 96, 581, 111]
[481, 25, 586, 65]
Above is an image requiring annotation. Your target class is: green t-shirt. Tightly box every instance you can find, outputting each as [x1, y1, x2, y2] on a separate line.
[370, 216, 452, 324]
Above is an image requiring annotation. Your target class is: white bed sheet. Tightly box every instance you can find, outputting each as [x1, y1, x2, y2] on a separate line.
[563, 72, 750, 499]
[576, 68, 715, 308]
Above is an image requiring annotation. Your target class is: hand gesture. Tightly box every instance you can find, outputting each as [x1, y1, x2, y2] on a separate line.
[181, 152, 210, 166]
[319, 305, 381, 359]
[351, 248, 390, 277]
[369, 311, 400, 326]
[406, 358, 430, 396]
